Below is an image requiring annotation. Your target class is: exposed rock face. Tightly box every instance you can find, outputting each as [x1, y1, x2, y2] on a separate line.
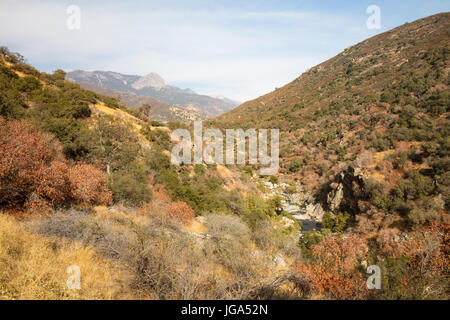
[262, 181, 324, 231]
[302, 203, 325, 221]
[131, 73, 166, 90]
[325, 166, 365, 214]
[282, 166, 370, 229]
[283, 204, 300, 215]
[327, 183, 344, 212]
[66, 70, 140, 92]
[261, 166, 370, 233]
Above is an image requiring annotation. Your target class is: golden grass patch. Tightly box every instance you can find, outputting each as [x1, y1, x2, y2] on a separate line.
[0, 214, 130, 300]
[183, 219, 208, 234]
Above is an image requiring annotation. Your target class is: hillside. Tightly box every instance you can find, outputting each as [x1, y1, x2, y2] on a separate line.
[77, 81, 202, 122]
[215, 13, 449, 198]
[0, 12, 448, 301]
[0, 47, 308, 299]
[214, 12, 449, 263]
[67, 70, 237, 118]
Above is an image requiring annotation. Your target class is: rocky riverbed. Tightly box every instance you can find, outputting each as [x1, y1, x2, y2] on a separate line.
[261, 181, 324, 232]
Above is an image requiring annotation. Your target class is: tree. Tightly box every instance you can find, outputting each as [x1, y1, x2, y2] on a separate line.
[90, 115, 141, 172]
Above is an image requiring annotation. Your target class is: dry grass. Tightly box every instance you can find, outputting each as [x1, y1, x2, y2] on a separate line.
[183, 219, 208, 234]
[0, 214, 131, 300]
[91, 102, 170, 132]
[91, 102, 143, 130]
[89, 102, 173, 152]
[1, 206, 304, 300]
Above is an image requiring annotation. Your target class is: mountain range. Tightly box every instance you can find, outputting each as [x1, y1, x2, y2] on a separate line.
[66, 70, 237, 120]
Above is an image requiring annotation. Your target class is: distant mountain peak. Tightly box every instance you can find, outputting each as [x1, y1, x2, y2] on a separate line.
[66, 69, 238, 118]
[132, 72, 165, 90]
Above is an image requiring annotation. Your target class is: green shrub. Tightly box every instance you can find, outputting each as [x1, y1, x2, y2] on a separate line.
[292, 103, 305, 111]
[407, 206, 439, 226]
[321, 212, 350, 233]
[89, 116, 141, 170]
[39, 117, 93, 159]
[287, 159, 303, 173]
[422, 90, 449, 116]
[145, 146, 172, 172]
[67, 104, 92, 119]
[141, 126, 171, 149]
[392, 171, 434, 201]
[15, 75, 42, 93]
[150, 120, 164, 127]
[0, 65, 25, 119]
[364, 178, 391, 211]
[299, 230, 328, 259]
[167, 121, 188, 130]
[243, 195, 279, 229]
[268, 175, 279, 185]
[109, 164, 152, 206]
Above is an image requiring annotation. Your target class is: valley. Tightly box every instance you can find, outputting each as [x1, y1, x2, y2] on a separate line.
[0, 12, 448, 300]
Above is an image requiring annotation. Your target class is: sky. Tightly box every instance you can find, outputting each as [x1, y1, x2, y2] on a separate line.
[0, 0, 449, 102]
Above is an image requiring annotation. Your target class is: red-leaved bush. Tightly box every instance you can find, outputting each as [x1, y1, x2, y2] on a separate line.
[0, 117, 111, 212]
[140, 189, 195, 225]
[68, 163, 112, 206]
[293, 234, 369, 299]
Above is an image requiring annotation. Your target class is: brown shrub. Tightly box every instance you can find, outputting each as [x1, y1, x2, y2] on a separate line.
[376, 228, 403, 257]
[354, 201, 387, 234]
[140, 190, 195, 226]
[293, 234, 369, 299]
[68, 163, 112, 206]
[0, 117, 112, 212]
[0, 118, 70, 211]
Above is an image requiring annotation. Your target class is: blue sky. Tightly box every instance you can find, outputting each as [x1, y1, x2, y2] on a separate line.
[0, 0, 449, 102]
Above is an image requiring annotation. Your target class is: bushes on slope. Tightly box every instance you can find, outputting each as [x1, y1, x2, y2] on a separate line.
[0, 117, 111, 212]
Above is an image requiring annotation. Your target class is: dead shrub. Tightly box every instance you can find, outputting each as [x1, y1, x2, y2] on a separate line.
[68, 163, 112, 206]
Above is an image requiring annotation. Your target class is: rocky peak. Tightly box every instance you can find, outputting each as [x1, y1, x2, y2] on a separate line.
[131, 72, 166, 90]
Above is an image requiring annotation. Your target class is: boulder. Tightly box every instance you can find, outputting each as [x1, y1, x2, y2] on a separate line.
[273, 254, 287, 268]
[327, 183, 344, 212]
[303, 203, 325, 220]
[283, 204, 300, 215]
[325, 166, 365, 213]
